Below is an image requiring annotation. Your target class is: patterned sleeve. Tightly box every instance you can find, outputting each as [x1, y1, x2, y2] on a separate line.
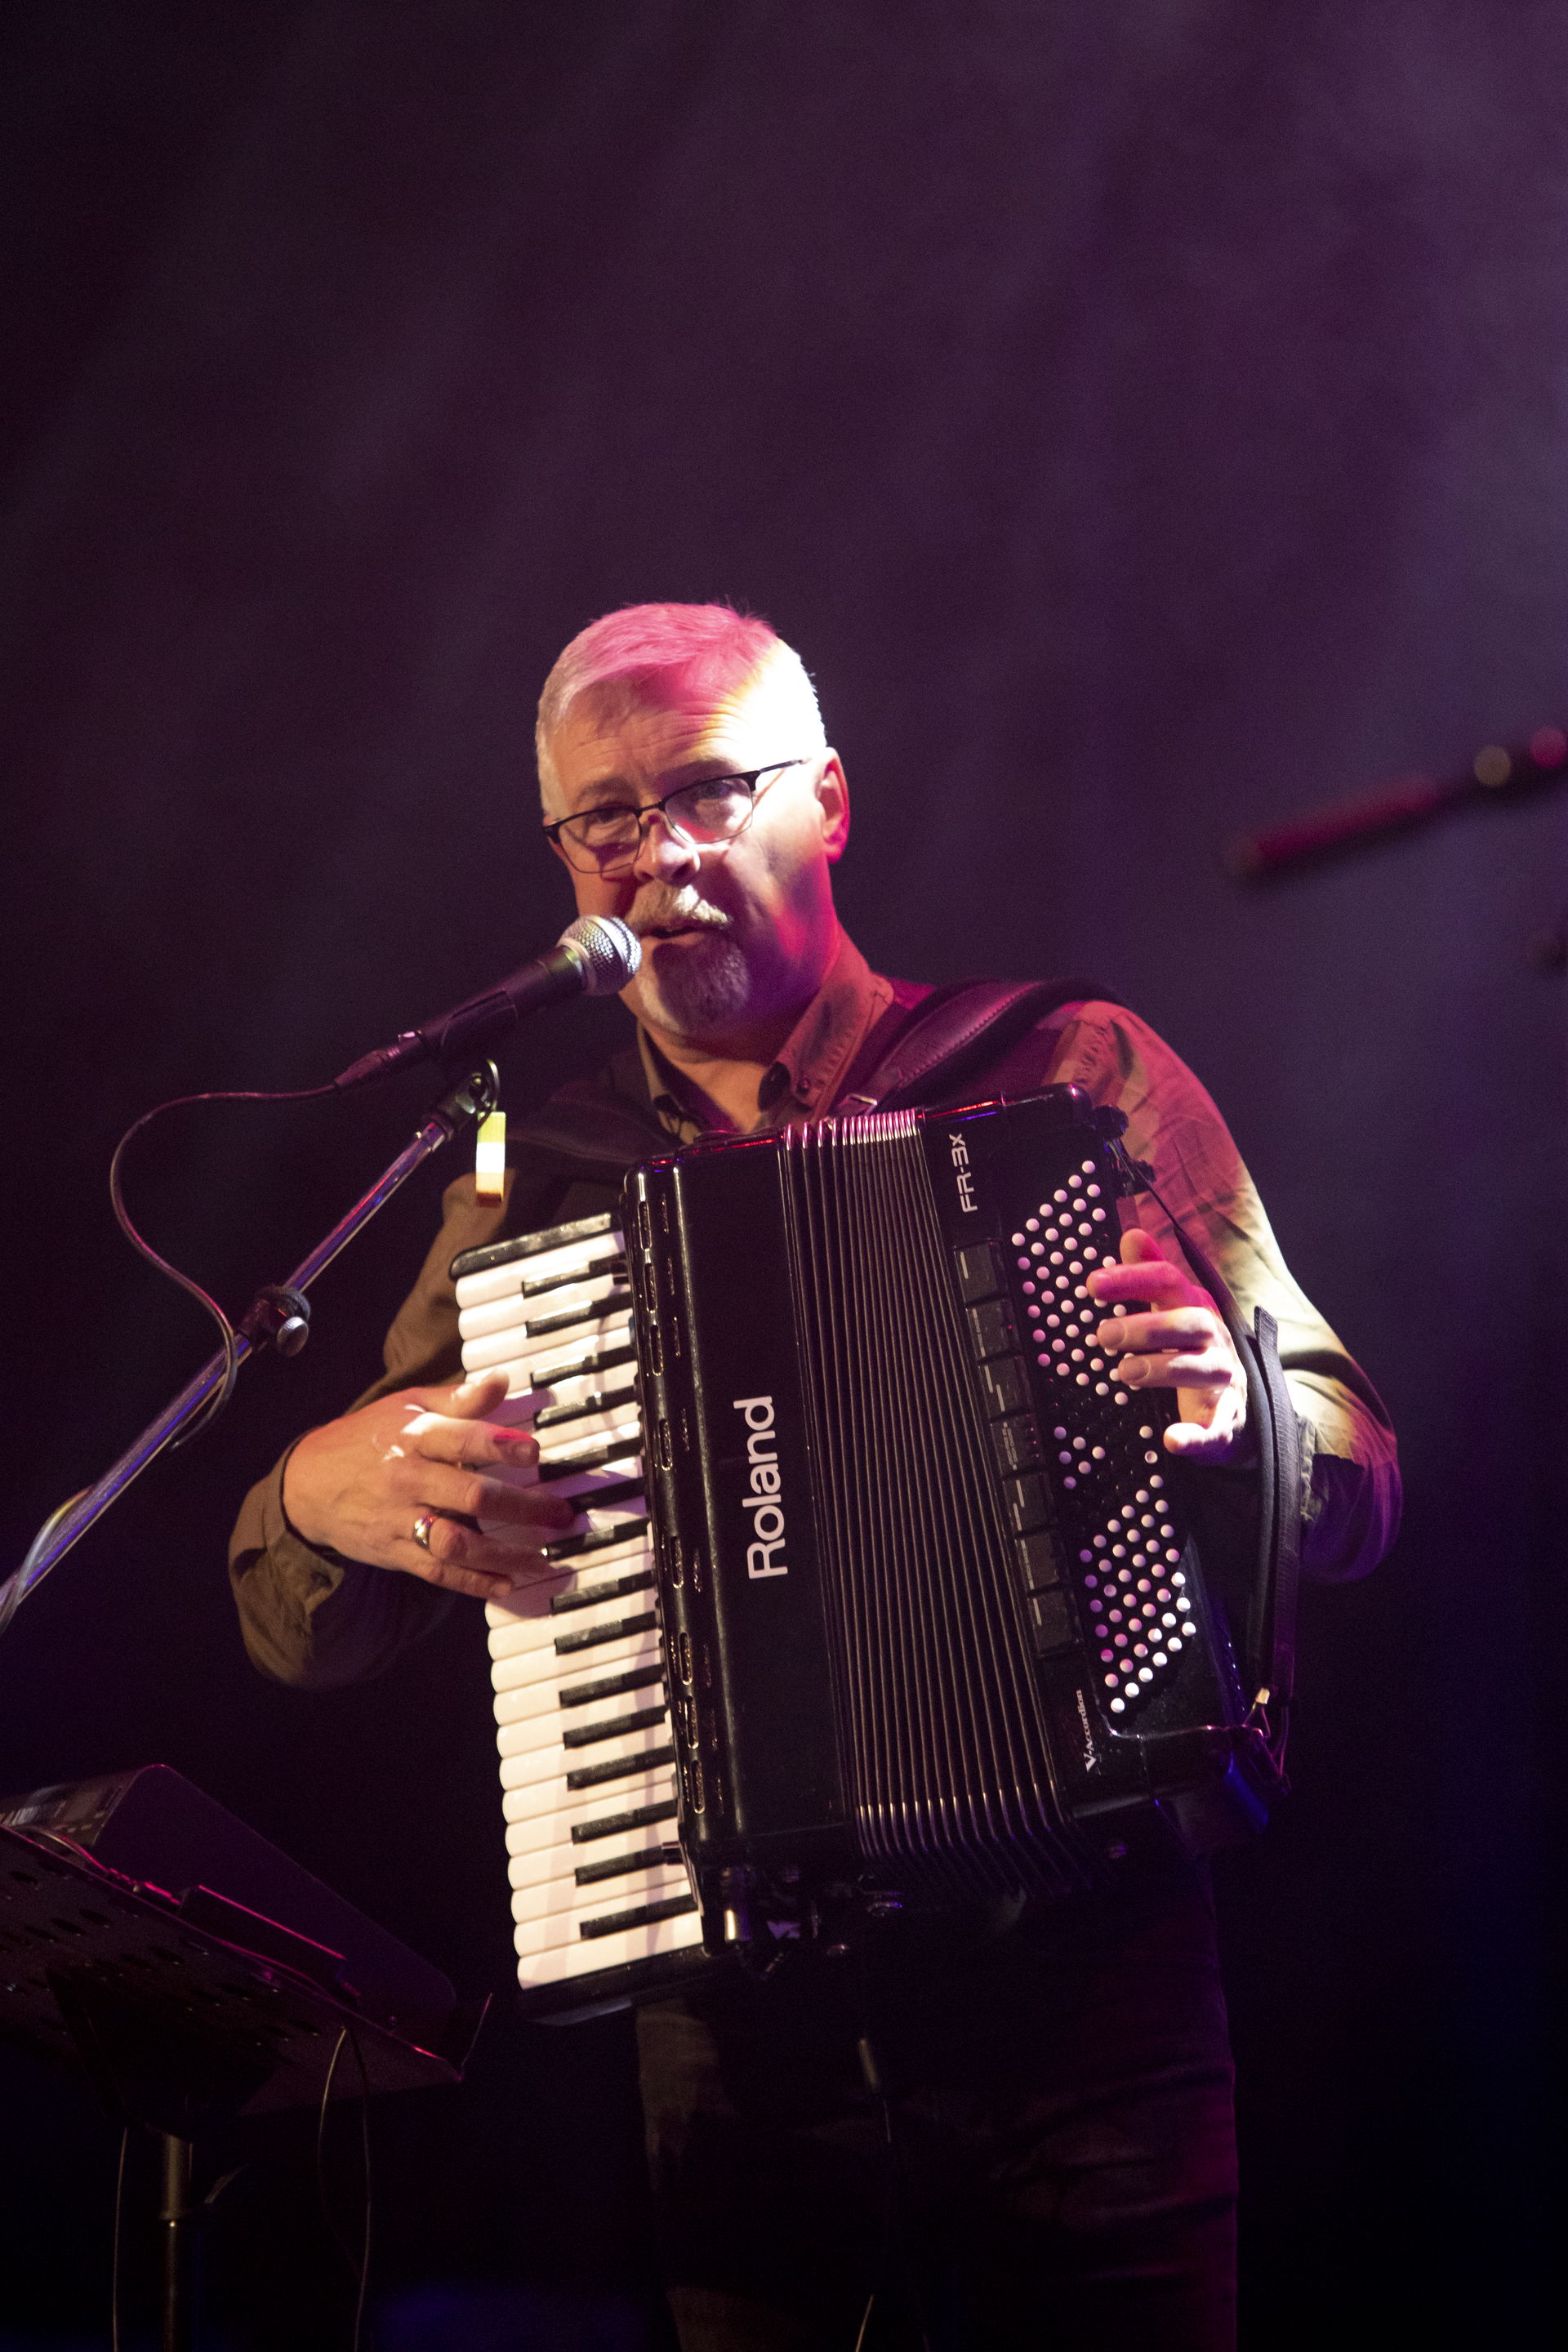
[1040, 1003, 1401, 1582]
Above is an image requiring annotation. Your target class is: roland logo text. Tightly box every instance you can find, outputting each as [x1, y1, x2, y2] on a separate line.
[733, 1396, 788, 1578]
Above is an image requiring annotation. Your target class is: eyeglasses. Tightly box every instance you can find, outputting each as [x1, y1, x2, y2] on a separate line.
[542, 758, 808, 876]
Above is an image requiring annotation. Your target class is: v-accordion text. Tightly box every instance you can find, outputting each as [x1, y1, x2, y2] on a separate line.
[452, 1086, 1280, 2023]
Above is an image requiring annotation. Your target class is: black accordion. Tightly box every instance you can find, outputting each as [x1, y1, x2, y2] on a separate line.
[454, 1085, 1292, 2023]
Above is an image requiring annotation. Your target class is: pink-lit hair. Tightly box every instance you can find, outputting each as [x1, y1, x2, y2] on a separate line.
[535, 602, 825, 797]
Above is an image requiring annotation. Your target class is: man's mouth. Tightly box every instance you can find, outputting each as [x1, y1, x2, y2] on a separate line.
[631, 896, 732, 943]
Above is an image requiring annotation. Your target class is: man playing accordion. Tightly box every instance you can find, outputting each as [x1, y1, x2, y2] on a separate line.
[231, 603, 1398, 2350]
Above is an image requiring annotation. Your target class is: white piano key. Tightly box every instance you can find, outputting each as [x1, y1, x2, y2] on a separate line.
[497, 1685, 666, 1758]
[460, 1290, 528, 1338]
[465, 1214, 702, 2008]
[474, 1494, 646, 1552]
[488, 1619, 657, 1686]
[493, 1641, 662, 1722]
[507, 1816, 676, 1890]
[514, 1905, 703, 1991]
[482, 1393, 642, 1448]
[514, 1883, 698, 1958]
[487, 1539, 653, 1632]
[542, 1428, 643, 1467]
[464, 1305, 634, 1378]
[487, 1598, 654, 1668]
[488, 1569, 657, 1651]
[492, 1630, 662, 1701]
[462, 1342, 627, 1395]
[510, 1857, 691, 1927]
[529, 1401, 643, 1449]
[459, 1270, 626, 1343]
[458, 1262, 617, 1330]
[502, 1324, 635, 1386]
[501, 1766, 679, 1850]
[573, 1499, 649, 1534]
[499, 1713, 675, 1796]
[474, 1450, 643, 1517]
[538, 1455, 644, 1501]
[541, 1414, 642, 1459]
[454, 1232, 622, 1311]
[488, 1365, 639, 1418]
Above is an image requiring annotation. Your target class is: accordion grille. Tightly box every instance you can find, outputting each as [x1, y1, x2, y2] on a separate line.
[782, 1116, 1074, 1900]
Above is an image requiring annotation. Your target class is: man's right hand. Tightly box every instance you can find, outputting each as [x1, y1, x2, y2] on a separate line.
[281, 1370, 576, 1604]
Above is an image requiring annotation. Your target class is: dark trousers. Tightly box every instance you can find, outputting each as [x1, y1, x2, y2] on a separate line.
[637, 1867, 1236, 2351]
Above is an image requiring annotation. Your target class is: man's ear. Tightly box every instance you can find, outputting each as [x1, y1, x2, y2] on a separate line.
[815, 752, 850, 862]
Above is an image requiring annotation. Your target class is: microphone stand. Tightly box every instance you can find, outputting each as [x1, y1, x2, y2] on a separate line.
[0, 1062, 499, 1642]
[1224, 727, 1568, 881]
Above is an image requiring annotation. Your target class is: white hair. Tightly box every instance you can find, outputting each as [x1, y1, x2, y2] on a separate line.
[535, 602, 826, 800]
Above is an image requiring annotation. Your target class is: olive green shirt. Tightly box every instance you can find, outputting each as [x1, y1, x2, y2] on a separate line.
[229, 938, 1399, 1686]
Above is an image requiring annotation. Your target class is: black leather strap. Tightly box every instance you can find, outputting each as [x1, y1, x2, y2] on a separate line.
[840, 975, 1112, 1114]
[1151, 1203, 1301, 1774]
[1245, 1307, 1302, 1724]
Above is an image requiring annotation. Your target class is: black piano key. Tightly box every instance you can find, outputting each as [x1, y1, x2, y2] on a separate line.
[566, 1743, 678, 1792]
[561, 1704, 668, 1751]
[559, 1664, 664, 1708]
[568, 1797, 679, 1845]
[574, 1843, 680, 1888]
[519, 1254, 626, 1303]
[533, 1381, 639, 1432]
[526, 1288, 633, 1339]
[544, 1517, 648, 1565]
[550, 1570, 655, 1617]
[538, 1340, 636, 1382]
[537, 1439, 643, 1481]
[545, 1477, 646, 1512]
[451, 1211, 614, 1281]
[578, 1892, 697, 1941]
[554, 1609, 659, 1656]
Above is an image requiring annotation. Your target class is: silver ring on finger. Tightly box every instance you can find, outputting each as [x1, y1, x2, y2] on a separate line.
[412, 1510, 439, 1552]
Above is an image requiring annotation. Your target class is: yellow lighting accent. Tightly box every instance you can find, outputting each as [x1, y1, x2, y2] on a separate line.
[474, 1111, 507, 1198]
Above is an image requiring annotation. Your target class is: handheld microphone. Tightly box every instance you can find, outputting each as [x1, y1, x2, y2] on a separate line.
[334, 915, 641, 1089]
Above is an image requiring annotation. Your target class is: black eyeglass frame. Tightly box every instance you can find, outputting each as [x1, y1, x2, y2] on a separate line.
[541, 757, 809, 875]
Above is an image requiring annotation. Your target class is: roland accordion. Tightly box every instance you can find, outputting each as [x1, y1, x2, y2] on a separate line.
[452, 1084, 1289, 2024]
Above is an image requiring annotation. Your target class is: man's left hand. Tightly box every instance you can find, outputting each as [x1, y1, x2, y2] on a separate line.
[1087, 1228, 1250, 1464]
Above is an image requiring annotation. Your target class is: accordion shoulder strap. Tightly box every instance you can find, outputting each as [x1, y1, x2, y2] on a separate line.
[839, 974, 1116, 1114]
[1154, 1209, 1302, 1772]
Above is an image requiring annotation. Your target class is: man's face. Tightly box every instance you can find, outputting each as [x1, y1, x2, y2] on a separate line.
[541, 671, 849, 1049]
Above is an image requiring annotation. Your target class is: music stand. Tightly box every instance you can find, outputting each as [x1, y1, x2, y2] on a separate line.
[0, 1788, 484, 2349]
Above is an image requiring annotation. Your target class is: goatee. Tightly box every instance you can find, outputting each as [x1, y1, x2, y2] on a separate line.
[638, 930, 752, 1036]
[628, 883, 751, 1038]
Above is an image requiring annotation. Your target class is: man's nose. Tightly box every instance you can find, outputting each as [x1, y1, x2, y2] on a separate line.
[630, 807, 700, 884]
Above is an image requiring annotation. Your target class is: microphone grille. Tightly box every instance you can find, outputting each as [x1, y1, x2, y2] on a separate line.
[558, 914, 641, 995]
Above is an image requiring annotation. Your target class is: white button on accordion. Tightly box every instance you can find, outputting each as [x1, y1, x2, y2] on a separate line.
[453, 1085, 1286, 2025]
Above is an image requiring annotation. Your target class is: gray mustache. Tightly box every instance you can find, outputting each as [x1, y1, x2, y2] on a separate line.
[628, 886, 733, 937]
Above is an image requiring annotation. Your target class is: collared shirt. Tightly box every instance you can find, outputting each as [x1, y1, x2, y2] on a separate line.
[229, 933, 1400, 1688]
[636, 930, 903, 1142]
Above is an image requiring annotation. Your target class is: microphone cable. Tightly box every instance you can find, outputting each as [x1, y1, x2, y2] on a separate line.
[108, 1081, 337, 1446]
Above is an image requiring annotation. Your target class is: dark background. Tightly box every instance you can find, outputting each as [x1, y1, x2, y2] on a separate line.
[2, 3, 1563, 2345]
